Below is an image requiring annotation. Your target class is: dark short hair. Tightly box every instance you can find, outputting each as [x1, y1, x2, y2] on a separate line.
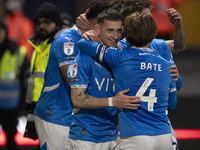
[97, 8, 122, 25]
[124, 12, 157, 47]
[86, 0, 110, 20]
[109, 0, 126, 12]
[120, 0, 152, 22]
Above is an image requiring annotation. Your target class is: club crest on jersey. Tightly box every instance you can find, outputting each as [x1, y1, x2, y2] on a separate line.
[70, 63, 78, 77]
[64, 43, 74, 55]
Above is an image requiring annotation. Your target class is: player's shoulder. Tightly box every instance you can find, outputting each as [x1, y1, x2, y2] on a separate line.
[118, 38, 129, 49]
[151, 38, 166, 44]
[150, 38, 167, 48]
[76, 52, 94, 63]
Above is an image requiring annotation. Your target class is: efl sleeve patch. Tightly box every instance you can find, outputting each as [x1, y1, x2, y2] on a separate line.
[64, 43, 74, 55]
[69, 63, 78, 77]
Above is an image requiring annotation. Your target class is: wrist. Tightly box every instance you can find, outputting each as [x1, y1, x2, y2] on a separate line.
[108, 97, 113, 107]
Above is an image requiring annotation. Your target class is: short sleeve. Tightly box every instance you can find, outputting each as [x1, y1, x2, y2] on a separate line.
[67, 52, 91, 88]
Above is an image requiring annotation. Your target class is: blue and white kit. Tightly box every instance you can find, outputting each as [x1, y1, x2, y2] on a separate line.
[67, 52, 118, 142]
[118, 38, 182, 90]
[77, 39, 177, 137]
[34, 25, 82, 126]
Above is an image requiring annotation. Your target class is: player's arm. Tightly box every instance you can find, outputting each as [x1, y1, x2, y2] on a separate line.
[77, 38, 120, 67]
[165, 8, 186, 54]
[168, 82, 177, 111]
[71, 88, 142, 109]
[60, 64, 71, 86]
[169, 65, 182, 90]
[54, 38, 77, 86]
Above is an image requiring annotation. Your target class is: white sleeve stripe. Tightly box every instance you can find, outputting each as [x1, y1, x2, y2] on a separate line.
[170, 87, 177, 93]
[71, 84, 88, 88]
[59, 61, 74, 67]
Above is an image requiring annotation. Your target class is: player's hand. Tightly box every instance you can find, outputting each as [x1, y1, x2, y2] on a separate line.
[166, 8, 183, 28]
[82, 30, 100, 43]
[112, 89, 142, 109]
[76, 9, 90, 30]
[170, 65, 179, 82]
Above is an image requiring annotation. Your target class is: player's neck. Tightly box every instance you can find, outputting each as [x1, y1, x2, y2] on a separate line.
[130, 43, 150, 48]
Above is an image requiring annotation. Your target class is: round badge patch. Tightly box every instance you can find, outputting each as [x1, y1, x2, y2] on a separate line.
[70, 63, 78, 77]
[64, 43, 74, 55]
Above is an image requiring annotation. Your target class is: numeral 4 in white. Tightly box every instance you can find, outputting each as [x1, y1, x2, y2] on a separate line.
[136, 78, 157, 111]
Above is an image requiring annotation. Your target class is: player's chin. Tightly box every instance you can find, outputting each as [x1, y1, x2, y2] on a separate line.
[108, 42, 118, 48]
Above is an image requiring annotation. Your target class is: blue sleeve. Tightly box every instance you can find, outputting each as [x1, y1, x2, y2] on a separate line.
[150, 39, 174, 63]
[54, 35, 79, 66]
[168, 82, 177, 111]
[77, 38, 121, 68]
[176, 75, 183, 90]
[77, 39, 99, 59]
[67, 52, 90, 88]
[118, 38, 129, 49]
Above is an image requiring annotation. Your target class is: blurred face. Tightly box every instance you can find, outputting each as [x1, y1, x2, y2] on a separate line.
[35, 17, 58, 40]
[0, 27, 6, 44]
[97, 20, 122, 47]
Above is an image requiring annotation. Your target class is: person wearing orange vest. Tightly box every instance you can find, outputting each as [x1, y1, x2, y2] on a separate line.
[0, 20, 29, 150]
[4, 0, 34, 61]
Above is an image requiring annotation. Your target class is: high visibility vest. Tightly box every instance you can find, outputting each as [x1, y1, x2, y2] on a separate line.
[26, 39, 51, 103]
[0, 46, 26, 110]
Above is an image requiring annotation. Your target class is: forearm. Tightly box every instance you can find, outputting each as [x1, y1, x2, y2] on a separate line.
[166, 8, 186, 54]
[173, 24, 186, 54]
[60, 64, 71, 86]
[176, 75, 183, 90]
[71, 88, 109, 109]
[71, 88, 142, 109]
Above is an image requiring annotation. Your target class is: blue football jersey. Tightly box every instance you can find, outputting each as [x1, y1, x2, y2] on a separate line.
[77, 39, 177, 137]
[34, 25, 81, 126]
[67, 52, 118, 142]
[118, 38, 174, 62]
[118, 38, 182, 90]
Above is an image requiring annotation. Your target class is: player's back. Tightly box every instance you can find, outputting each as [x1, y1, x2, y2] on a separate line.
[77, 39, 177, 137]
[114, 47, 174, 137]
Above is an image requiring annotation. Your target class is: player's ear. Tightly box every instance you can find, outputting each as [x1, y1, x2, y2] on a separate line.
[94, 24, 100, 34]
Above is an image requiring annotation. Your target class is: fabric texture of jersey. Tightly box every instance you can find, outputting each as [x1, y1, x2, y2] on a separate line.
[118, 38, 174, 63]
[34, 25, 81, 126]
[118, 38, 182, 90]
[77, 39, 177, 137]
[67, 52, 118, 142]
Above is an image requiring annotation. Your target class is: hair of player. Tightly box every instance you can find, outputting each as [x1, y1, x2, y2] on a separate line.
[109, 0, 126, 12]
[124, 12, 157, 47]
[86, 0, 110, 20]
[97, 8, 123, 25]
[120, 0, 152, 23]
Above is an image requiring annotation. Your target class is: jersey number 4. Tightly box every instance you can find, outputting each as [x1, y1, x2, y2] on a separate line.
[136, 78, 157, 111]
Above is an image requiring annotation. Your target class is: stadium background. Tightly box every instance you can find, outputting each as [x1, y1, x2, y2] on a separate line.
[0, 0, 200, 149]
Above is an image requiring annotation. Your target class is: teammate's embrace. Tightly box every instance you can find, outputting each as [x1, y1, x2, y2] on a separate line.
[78, 12, 177, 150]
[68, 9, 141, 150]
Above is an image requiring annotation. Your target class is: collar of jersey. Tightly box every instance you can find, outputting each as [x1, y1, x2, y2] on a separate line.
[72, 25, 82, 36]
[130, 46, 158, 53]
